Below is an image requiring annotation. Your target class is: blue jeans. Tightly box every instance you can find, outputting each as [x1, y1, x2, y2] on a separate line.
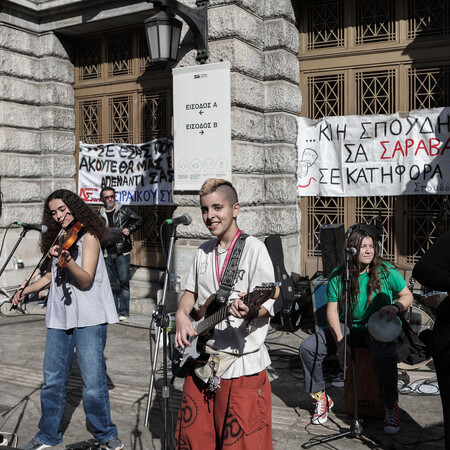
[34, 325, 118, 446]
[105, 253, 130, 316]
[299, 325, 398, 405]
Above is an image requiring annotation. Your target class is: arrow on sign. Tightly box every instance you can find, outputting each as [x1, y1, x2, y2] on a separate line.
[199, 110, 204, 115]
[199, 130, 204, 135]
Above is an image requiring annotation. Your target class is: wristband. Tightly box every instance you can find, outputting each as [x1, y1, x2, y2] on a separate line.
[392, 303, 401, 313]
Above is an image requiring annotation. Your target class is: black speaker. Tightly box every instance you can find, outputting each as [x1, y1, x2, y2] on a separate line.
[319, 224, 345, 277]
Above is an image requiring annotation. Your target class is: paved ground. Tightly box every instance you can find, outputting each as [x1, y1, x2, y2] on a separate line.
[0, 302, 445, 449]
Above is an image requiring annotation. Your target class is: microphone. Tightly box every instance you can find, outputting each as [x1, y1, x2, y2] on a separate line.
[345, 247, 357, 256]
[165, 213, 192, 226]
[15, 222, 48, 234]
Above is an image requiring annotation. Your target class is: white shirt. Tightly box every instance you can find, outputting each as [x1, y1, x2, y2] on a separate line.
[184, 235, 276, 378]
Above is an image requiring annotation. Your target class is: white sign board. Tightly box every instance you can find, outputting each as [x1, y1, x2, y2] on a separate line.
[78, 138, 174, 205]
[297, 107, 450, 197]
[173, 61, 231, 190]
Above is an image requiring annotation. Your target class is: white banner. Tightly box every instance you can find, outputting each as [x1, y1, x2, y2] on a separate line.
[78, 138, 174, 205]
[297, 107, 450, 197]
[173, 61, 231, 191]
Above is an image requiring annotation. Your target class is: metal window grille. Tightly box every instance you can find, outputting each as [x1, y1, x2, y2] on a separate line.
[356, 0, 396, 44]
[308, 74, 345, 119]
[409, 65, 450, 110]
[307, 0, 344, 50]
[408, 0, 450, 39]
[406, 195, 450, 263]
[79, 99, 102, 144]
[138, 31, 152, 73]
[140, 92, 168, 142]
[109, 95, 133, 143]
[108, 33, 133, 76]
[356, 69, 396, 115]
[307, 197, 345, 258]
[78, 40, 102, 81]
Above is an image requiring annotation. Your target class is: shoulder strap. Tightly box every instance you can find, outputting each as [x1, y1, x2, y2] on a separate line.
[215, 233, 248, 304]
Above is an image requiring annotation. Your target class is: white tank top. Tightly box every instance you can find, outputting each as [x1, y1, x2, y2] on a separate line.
[46, 234, 118, 329]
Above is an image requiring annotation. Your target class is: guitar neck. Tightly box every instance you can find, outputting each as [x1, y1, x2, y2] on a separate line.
[196, 300, 236, 336]
[195, 287, 277, 336]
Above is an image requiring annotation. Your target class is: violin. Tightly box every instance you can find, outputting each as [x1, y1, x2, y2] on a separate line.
[57, 221, 84, 267]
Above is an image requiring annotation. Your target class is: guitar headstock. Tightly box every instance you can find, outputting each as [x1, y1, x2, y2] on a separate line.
[246, 282, 280, 307]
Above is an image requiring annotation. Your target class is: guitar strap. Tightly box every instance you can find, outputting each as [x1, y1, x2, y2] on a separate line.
[215, 233, 248, 305]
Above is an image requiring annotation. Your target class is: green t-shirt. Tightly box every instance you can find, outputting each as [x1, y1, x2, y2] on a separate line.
[326, 262, 407, 330]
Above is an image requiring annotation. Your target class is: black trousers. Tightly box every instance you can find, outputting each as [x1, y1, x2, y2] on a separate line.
[431, 296, 450, 449]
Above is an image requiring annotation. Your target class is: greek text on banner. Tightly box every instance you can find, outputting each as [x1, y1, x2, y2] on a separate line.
[297, 107, 450, 197]
[78, 138, 174, 205]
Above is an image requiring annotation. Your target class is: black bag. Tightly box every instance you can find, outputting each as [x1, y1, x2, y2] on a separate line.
[396, 316, 430, 365]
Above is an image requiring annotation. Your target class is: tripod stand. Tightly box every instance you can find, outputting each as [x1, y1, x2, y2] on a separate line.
[301, 250, 368, 448]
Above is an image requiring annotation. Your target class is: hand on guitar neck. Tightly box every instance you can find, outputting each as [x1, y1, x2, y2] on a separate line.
[172, 283, 280, 378]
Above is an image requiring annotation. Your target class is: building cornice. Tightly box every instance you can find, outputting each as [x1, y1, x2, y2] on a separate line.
[1, 0, 154, 35]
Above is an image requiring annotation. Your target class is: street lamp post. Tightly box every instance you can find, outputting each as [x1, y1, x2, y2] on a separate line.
[145, 0, 209, 66]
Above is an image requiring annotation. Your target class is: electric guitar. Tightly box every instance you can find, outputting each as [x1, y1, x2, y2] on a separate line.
[172, 283, 280, 378]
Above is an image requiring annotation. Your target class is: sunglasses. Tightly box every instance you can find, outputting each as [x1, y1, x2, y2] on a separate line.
[102, 195, 115, 200]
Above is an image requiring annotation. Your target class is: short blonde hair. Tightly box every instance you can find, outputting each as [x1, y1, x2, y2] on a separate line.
[199, 178, 238, 205]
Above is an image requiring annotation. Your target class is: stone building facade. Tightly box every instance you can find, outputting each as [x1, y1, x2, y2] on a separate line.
[0, 0, 302, 288]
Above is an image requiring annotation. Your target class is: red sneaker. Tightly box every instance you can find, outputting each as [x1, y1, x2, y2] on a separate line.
[312, 392, 334, 425]
[384, 402, 400, 434]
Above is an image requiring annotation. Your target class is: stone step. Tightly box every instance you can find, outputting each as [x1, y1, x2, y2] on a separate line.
[130, 279, 160, 299]
[130, 266, 164, 283]
[130, 297, 158, 316]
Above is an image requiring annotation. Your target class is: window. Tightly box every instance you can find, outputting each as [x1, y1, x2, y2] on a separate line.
[298, 0, 450, 277]
[73, 28, 174, 268]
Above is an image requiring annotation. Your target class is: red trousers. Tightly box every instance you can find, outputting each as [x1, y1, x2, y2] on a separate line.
[174, 369, 273, 450]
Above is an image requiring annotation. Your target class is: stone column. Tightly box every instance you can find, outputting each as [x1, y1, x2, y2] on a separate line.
[0, 25, 75, 284]
[172, 0, 301, 282]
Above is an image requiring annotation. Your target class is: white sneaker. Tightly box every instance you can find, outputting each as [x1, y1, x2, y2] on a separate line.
[20, 438, 51, 449]
[119, 315, 128, 321]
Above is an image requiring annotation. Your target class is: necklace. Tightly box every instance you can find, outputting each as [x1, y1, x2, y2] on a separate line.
[216, 246, 228, 255]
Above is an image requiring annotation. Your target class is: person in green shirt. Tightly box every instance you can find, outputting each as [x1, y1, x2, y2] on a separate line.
[299, 228, 413, 434]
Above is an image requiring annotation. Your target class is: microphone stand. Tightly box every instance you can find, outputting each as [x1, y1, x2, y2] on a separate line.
[302, 252, 365, 448]
[144, 223, 177, 450]
[0, 227, 32, 314]
[0, 227, 30, 279]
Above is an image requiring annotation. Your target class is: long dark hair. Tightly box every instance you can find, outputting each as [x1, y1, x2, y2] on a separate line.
[40, 189, 106, 254]
[339, 228, 388, 306]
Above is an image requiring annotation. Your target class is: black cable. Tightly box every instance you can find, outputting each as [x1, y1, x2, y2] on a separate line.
[0, 222, 16, 260]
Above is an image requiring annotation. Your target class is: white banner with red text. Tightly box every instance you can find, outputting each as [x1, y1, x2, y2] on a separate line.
[297, 107, 450, 197]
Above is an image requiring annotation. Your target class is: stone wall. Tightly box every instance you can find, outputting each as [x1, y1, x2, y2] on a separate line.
[173, 0, 302, 281]
[0, 0, 302, 288]
[0, 24, 76, 281]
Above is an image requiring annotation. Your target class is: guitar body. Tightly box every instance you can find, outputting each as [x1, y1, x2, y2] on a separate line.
[171, 284, 280, 378]
[171, 295, 221, 378]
